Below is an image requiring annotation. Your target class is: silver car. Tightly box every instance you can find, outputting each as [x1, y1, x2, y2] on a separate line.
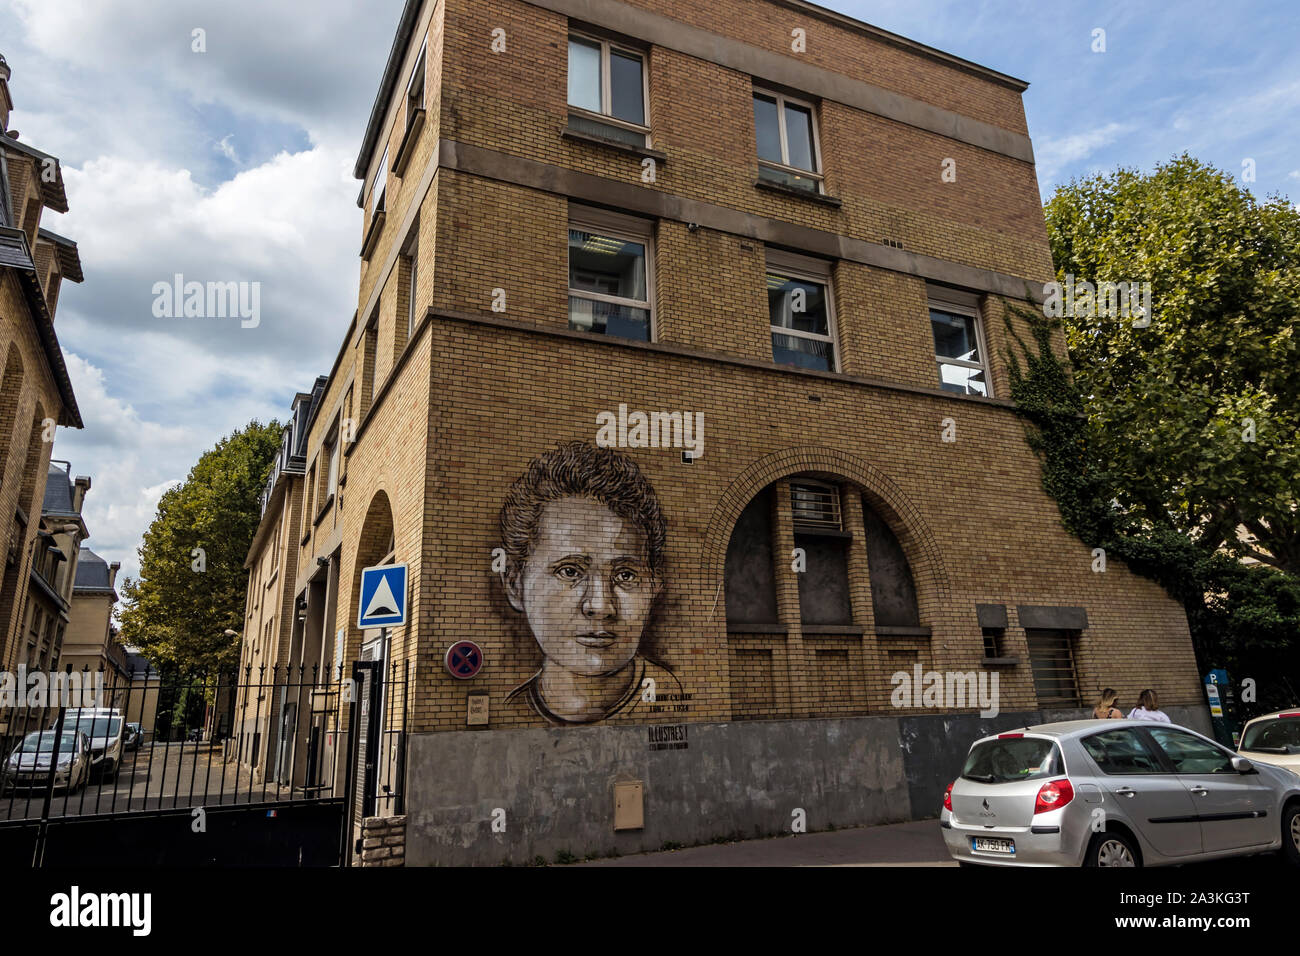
[941, 719, 1300, 867]
[2, 729, 92, 794]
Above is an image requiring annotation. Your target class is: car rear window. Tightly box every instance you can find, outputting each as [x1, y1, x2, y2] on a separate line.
[961, 737, 1063, 783]
[1241, 716, 1300, 754]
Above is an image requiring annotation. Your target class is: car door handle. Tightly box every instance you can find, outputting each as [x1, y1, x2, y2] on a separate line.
[1115, 787, 1138, 798]
[1189, 786, 1209, 796]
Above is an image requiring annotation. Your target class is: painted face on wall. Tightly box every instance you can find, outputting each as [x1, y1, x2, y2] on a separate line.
[509, 496, 658, 677]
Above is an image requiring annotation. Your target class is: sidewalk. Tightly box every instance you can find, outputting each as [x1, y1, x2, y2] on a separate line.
[577, 819, 955, 867]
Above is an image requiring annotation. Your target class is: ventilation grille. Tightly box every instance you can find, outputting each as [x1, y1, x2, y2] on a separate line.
[791, 482, 841, 529]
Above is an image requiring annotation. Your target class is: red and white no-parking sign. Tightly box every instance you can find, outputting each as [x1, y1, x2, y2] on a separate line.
[444, 640, 484, 679]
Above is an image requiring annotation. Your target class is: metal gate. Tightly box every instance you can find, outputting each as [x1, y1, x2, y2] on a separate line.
[0, 662, 407, 867]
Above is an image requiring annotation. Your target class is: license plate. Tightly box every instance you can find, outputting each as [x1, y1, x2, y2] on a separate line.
[971, 837, 1015, 855]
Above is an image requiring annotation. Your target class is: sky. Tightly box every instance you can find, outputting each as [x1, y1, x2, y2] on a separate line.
[0, 0, 1295, 586]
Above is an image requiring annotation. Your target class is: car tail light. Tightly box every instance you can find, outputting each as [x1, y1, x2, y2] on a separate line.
[943, 780, 955, 812]
[1034, 778, 1074, 814]
[998, 733, 1023, 739]
[1281, 712, 1300, 718]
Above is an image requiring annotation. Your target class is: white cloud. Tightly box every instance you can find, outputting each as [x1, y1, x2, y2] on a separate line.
[1035, 122, 1134, 183]
[0, 0, 396, 596]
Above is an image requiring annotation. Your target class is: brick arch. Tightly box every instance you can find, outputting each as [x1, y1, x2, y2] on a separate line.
[0, 342, 26, 489]
[346, 489, 397, 654]
[702, 445, 951, 616]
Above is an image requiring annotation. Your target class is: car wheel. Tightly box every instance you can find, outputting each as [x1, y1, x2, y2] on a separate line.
[1282, 803, 1300, 867]
[1085, 831, 1140, 867]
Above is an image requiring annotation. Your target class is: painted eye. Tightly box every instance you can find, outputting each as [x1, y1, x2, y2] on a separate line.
[554, 565, 582, 582]
[613, 567, 639, 585]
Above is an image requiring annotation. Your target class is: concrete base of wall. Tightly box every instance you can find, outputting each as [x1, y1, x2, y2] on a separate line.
[405, 705, 1215, 865]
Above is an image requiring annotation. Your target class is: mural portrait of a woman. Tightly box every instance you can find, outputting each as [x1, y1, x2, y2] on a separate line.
[499, 441, 681, 724]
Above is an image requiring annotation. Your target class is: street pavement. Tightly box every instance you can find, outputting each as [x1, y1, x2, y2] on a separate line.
[578, 819, 957, 866]
[1, 741, 295, 819]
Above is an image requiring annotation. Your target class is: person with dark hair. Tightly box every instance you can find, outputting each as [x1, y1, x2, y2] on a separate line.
[500, 441, 680, 724]
[1127, 688, 1172, 723]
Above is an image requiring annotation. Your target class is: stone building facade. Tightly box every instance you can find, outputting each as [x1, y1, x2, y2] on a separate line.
[243, 0, 1206, 864]
[0, 53, 84, 697]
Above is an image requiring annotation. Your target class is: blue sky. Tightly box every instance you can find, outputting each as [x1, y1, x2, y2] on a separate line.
[0, 0, 1295, 585]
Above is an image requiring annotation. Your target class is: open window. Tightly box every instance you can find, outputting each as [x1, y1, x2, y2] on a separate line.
[929, 287, 990, 397]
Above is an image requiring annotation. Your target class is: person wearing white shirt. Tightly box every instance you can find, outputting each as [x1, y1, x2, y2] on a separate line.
[1127, 688, 1172, 723]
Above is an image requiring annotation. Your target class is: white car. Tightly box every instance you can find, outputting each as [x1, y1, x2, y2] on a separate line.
[63, 711, 125, 779]
[1238, 710, 1300, 776]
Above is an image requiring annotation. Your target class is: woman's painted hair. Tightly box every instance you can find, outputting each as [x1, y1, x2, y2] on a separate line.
[499, 441, 667, 582]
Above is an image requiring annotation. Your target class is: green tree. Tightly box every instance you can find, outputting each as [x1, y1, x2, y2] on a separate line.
[1044, 155, 1300, 572]
[119, 420, 282, 674]
[1004, 302, 1300, 712]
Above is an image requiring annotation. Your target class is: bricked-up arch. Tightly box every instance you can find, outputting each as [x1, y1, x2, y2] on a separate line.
[704, 446, 951, 625]
[0, 343, 25, 489]
[18, 402, 46, 517]
[350, 490, 396, 644]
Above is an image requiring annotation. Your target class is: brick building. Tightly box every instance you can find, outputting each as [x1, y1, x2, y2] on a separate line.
[234, 380, 326, 778]
[0, 53, 84, 697]
[19, 459, 92, 675]
[243, 0, 1205, 863]
[62, 548, 126, 679]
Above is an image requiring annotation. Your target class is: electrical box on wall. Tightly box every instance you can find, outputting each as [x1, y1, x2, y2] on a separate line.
[613, 781, 644, 831]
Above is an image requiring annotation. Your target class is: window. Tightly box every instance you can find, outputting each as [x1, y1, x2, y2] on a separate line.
[929, 290, 989, 396]
[403, 235, 419, 337]
[767, 252, 837, 372]
[981, 628, 1005, 658]
[303, 463, 316, 537]
[325, 432, 339, 501]
[790, 484, 852, 632]
[962, 737, 1063, 784]
[407, 41, 426, 121]
[567, 34, 649, 146]
[753, 89, 822, 192]
[370, 147, 389, 216]
[568, 209, 653, 341]
[1025, 629, 1081, 706]
[1147, 728, 1235, 774]
[1082, 729, 1164, 775]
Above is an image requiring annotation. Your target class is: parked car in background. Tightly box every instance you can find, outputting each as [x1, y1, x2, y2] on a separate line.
[123, 722, 143, 751]
[1238, 710, 1300, 776]
[63, 709, 125, 780]
[942, 720, 1300, 868]
[1, 729, 91, 794]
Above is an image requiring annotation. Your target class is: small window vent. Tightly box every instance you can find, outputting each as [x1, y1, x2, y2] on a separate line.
[791, 482, 841, 529]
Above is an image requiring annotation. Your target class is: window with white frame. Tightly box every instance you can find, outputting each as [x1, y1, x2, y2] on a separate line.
[567, 33, 649, 147]
[753, 89, 822, 193]
[767, 251, 837, 372]
[407, 40, 426, 121]
[928, 289, 989, 396]
[567, 208, 654, 342]
[370, 146, 389, 216]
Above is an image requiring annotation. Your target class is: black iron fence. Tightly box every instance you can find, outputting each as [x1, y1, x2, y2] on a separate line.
[0, 660, 410, 826]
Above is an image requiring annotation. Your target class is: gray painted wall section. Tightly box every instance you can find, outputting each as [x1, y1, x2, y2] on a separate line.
[404, 703, 1215, 865]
